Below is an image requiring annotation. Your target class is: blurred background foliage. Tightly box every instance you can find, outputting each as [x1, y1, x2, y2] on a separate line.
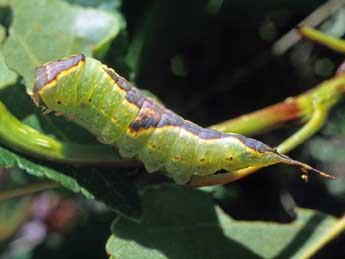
[1, 0, 345, 258]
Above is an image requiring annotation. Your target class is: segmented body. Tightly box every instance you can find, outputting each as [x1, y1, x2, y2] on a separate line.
[32, 54, 327, 184]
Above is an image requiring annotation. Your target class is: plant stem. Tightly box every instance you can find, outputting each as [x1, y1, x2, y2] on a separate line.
[0, 102, 129, 165]
[210, 74, 345, 136]
[299, 27, 345, 53]
[0, 181, 59, 201]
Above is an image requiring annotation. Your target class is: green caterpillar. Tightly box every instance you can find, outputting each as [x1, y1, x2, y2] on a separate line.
[32, 54, 333, 184]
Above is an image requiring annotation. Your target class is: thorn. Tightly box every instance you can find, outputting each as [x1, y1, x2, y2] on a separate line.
[316, 170, 336, 180]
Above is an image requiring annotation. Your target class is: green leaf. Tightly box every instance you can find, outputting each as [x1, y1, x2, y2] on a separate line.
[0, 25, 6, 43]
[107, 184, 344, 259]
[0, 145, 141, 220]
[0, 51, 17, 89]
[0, 145, 91, 196]
[2, 0, 122, 91]
[0, 25, 17, 90]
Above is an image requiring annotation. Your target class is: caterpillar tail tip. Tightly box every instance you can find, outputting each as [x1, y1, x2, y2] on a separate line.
[303, 166, 335, 180]
[318, 171, 336, 180]
[277, 153, 335, 180]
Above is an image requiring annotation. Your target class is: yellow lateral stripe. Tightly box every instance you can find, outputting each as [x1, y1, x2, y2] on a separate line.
[38, 60, 85, 95]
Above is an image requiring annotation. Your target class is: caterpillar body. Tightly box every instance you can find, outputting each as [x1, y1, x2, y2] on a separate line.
[32, 54, 332, 184]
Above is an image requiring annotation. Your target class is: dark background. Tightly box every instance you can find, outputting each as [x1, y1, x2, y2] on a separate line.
[120, 1, 345, 258]
[3, 0, 345, 258]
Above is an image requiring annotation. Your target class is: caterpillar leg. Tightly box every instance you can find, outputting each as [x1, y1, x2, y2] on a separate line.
[189, 106, 330, 187]
[299, 27, 345, 53]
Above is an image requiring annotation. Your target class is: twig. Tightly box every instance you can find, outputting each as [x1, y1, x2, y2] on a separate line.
[272, 0, 345, 55]
[0, 181, 59, 201]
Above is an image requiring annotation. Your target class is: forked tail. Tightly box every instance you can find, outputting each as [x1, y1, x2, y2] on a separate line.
[275, 152, 335, 180]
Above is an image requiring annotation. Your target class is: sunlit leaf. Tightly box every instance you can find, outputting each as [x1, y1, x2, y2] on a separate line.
[107, 184, 343, 259]
[2, 0, 122, 91]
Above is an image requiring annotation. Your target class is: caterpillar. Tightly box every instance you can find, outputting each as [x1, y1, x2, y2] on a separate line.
[32, 54, 333, 184]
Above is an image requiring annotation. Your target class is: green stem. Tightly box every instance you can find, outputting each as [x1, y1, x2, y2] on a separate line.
[0, 102, 124, 165]
[210, 74, 345, 135]
[277, 107, 327, 154]
[210, 98, 302, 136]
[299, 27, 345, 53]
[0, 181, 59, 201]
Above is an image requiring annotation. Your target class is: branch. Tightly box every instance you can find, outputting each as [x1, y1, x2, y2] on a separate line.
[272, 0, 345, 55]
[0, 181, 59, 201]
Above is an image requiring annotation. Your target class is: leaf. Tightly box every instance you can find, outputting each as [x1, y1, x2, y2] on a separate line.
[67, 168, 142, 221]
[0, 25, 17, 90]
[2, 0, 122, 91]
[0, 50, 17, 89]
[0, 146, 91, 196]
[0, 25, 6, 43]
[107, 184, 344, 259]
[0, 145, 141, 220]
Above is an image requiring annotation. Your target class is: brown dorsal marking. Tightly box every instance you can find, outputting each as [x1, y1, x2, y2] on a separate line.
[104, 68, 131, 91]
[130, 99, 163, 131]
[199, 128, 221, 139]
[125, 87, 146, 108]
[33, 54, 85, 107]
[182, 121, 202, 136]
[222, 133, 272, 153]
[157, 109, 184, 129]
[34, 54, 85, 91]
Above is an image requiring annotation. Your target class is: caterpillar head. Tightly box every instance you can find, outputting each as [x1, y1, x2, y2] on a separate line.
[32, 54, 85, 112]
